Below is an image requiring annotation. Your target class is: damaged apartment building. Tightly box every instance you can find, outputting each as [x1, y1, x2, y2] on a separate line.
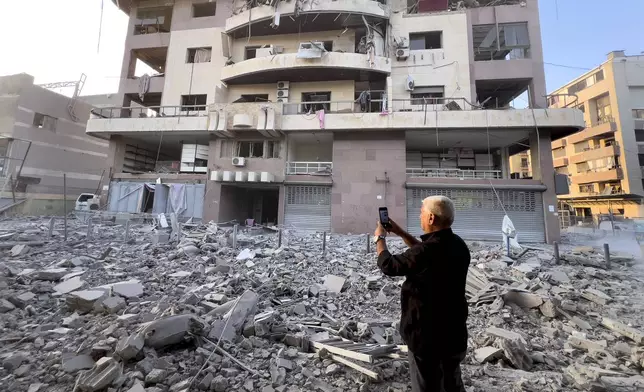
[87, 0, 583, 243]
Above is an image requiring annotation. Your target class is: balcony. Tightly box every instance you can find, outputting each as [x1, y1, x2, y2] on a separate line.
[220, 52, 391, 85]
[568, 119, 617, 144]
[281, 98, 585, 132]
[553, 157, 568, 168]
[571, 168, 623, 184]
[552, 138, 566, 149]
[569, 144, 620, 164]
[225, 0, 389, 37]
[86, 105, 208, 136]
[122, 75, 165, 96]
[286, 162, 332, 175]
[406, 168, 502, 180]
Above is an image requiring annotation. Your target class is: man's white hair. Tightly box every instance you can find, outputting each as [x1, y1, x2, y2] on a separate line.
[422, 195, 455, 226]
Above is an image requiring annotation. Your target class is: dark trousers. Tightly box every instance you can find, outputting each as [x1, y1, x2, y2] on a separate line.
[408, 350, 466, 392]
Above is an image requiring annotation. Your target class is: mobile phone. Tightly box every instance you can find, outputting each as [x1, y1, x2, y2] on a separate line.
[379, 207, 391, 230]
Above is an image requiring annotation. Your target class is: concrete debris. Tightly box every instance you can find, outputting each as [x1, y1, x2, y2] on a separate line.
[2, 217, 644, 392]
[11, 244, 30, 256]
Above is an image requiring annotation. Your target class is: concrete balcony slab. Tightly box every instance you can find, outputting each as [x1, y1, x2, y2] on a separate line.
[221, 52, 390, 85]
[569, 144, 620, 164]
[571, 168, 622, 184]
[568, 121, 617, 144]
[553, 157, 568, 168]
[225, 0, 389, 35]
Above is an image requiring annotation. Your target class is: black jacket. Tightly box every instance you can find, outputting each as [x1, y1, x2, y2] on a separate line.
[377, 228, 470, 355]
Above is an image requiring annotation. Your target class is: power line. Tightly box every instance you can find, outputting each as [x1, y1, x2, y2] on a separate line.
[544, 62, 592, 71]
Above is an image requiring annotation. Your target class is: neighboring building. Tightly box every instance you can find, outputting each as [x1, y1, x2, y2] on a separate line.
[509, 151, 531, 179]
[0, 73, 110, 215]
[548, 51, 644, 219]
[87, 0, 583, 243]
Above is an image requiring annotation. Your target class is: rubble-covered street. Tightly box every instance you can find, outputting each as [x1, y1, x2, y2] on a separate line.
[2, 217, 644, 392]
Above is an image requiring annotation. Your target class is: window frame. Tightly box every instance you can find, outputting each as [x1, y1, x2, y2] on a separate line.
[180, 94, 207, 112]
[192, 2, 217, 18]
[186, 47, 212, 63]
[33, 113, 57, 131]
[409, 31, 443, 50]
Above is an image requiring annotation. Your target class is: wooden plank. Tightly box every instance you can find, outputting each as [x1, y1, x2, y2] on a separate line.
[329, 354, 380, 381]
[311, 341, 374, 364]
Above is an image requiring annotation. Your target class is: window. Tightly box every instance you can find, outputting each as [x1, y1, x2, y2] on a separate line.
[266, 141, 280, 158]
[236, 141, 264, 158]
[472, 22, 530, 61]
[633, 109, 644, 119]
[245, 46, 260, 60]
[233, 94, 269, 103]
[192, 2, 216, 17]
[636, 130, 644, 142]
[579, 185, 594, 193]
[568, 71, 604, 95]
[409, 31, 442, 50]
[301, 92, 331, 113]
[555, 166, 569, 175]
[639, 154, 644, 167]
[187, 47, 212, 63]
[134, 6, 172, 35]
[520, 157, 529, 168]
[553, 147, 566, 158]
[595, 94, 612, 123]
[180, 94, 207, 111]
[33, 113, 57, 131]
[410, 86, 444, 105]
[220, 140, 234, 158]
[323, 41, 333, 52]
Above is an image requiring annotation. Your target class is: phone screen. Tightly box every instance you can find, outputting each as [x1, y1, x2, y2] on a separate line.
[379, 207, 391, 229]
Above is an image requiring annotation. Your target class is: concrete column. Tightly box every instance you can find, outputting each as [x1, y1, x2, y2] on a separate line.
[203, 181, 222, 223]
[277, 185, 285, 225]
[500, 147, 510, 179]
[107, 135, 127, 174]
[529, 129, 560, 243]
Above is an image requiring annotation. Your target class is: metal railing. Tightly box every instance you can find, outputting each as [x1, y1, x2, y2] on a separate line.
[406, 168, 502, 179]
[585, 115, 615, 128]
[286, 162, 332, 175]
[392, 97, 481, 112]
[282, 100, 386, 115]
[155, 161, 181, 173]
[90, 105, 208, 119]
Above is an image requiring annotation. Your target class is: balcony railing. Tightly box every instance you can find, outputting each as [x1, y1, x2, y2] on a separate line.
[90, 105, 208, 119]
[283, 100, 385, 115]
[585, 115, 615, 128]
[286, 162, 332, 175]
[406, 168, 502, 179]
[392, 98, 481, 112]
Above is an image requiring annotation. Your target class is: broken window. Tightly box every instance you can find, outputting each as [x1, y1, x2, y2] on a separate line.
[409, 31, 442, 50]
[473, 22, 530, 61]
[181, 94, 207, 112]
[33, 113, 57, 131]
[235, 141, 265, 158]
[192, 2, 216, 17]
[266, 141, 280, 158]
[410, 86, 444, 105]
[245, 46, 261, 60]
[579, 184, 594, 193]
[595, 94, 612, 123]
[301, 92, 331, 113]
[134, 6, 172, 35]
[233, 94, 269, 103]
[633, 109, 644, 119]
[187, 47, 212, 63]
[323, 41, 333, 52]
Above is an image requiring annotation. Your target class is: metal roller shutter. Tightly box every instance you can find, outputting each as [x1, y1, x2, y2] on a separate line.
[406, 188, 545, 243]
[108, 181, 143, 213]
[284, 185, 331, 231]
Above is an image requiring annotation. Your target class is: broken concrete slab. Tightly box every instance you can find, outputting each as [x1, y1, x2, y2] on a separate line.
[66, 290, 108, 313]
[62, 354, 95, 373]
[138, 314, 206, 349]
[582, 288, 612, 305]
[76, 357, 122, 392]
[602, 318, 644, 344]
[111, 280, 144, 298]
[0, 298, 16, 313]
[53, 276, 86, 295]
[502, 290, 543, 309]
[323, 275, 346, 293]
[499, 338, 533, 370]
[474, 346, 502, 363]
[236, 248, 256, 261]
[115, 333, 144, 361]
[32, 268, 68, 281]
[101, 296, 126, 314]
[486, 327, 528, 345]
[11, 244, 30, 257]
[3, 351, 27, 371]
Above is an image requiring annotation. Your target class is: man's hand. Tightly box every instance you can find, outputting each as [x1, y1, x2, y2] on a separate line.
[374, 221, 387, 237]
[387, 218, 404, 236]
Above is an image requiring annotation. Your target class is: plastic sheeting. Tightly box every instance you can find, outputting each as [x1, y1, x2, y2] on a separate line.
[170, 184, 187, 215]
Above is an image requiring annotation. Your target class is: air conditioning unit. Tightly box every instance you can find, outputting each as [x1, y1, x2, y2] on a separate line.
[396, 48, 410, 60]
[296, 42, 324, 59]
[256, 46, 274, 58]
[277, 81, 290, 89]
[276, 97, 289, 103]
[273, 46, 284, 54]
[232, 157, 246, 167]
[405, 75, 415, 91]
[277, 89, 289, 98]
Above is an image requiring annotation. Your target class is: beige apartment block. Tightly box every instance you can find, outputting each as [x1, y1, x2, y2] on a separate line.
[87, 0, 583, 243]
[548, 51, 644, 220]
[0, 74, 111, 215]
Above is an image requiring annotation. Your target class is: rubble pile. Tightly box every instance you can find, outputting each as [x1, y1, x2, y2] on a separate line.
[1, 217, 644, 391]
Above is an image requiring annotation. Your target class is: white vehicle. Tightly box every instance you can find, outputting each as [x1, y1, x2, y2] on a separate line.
[75, 193, 100, 211]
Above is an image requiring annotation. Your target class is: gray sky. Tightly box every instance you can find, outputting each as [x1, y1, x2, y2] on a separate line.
[0, 0, 129, 95]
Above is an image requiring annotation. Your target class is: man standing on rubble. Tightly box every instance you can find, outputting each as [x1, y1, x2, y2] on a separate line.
[374, 195, 470, 392]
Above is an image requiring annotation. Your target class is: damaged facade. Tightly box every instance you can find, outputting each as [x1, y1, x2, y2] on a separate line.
[88, 0, 583, 243]
[0, 74, 110, 215]
[548, 51, 644, 220]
